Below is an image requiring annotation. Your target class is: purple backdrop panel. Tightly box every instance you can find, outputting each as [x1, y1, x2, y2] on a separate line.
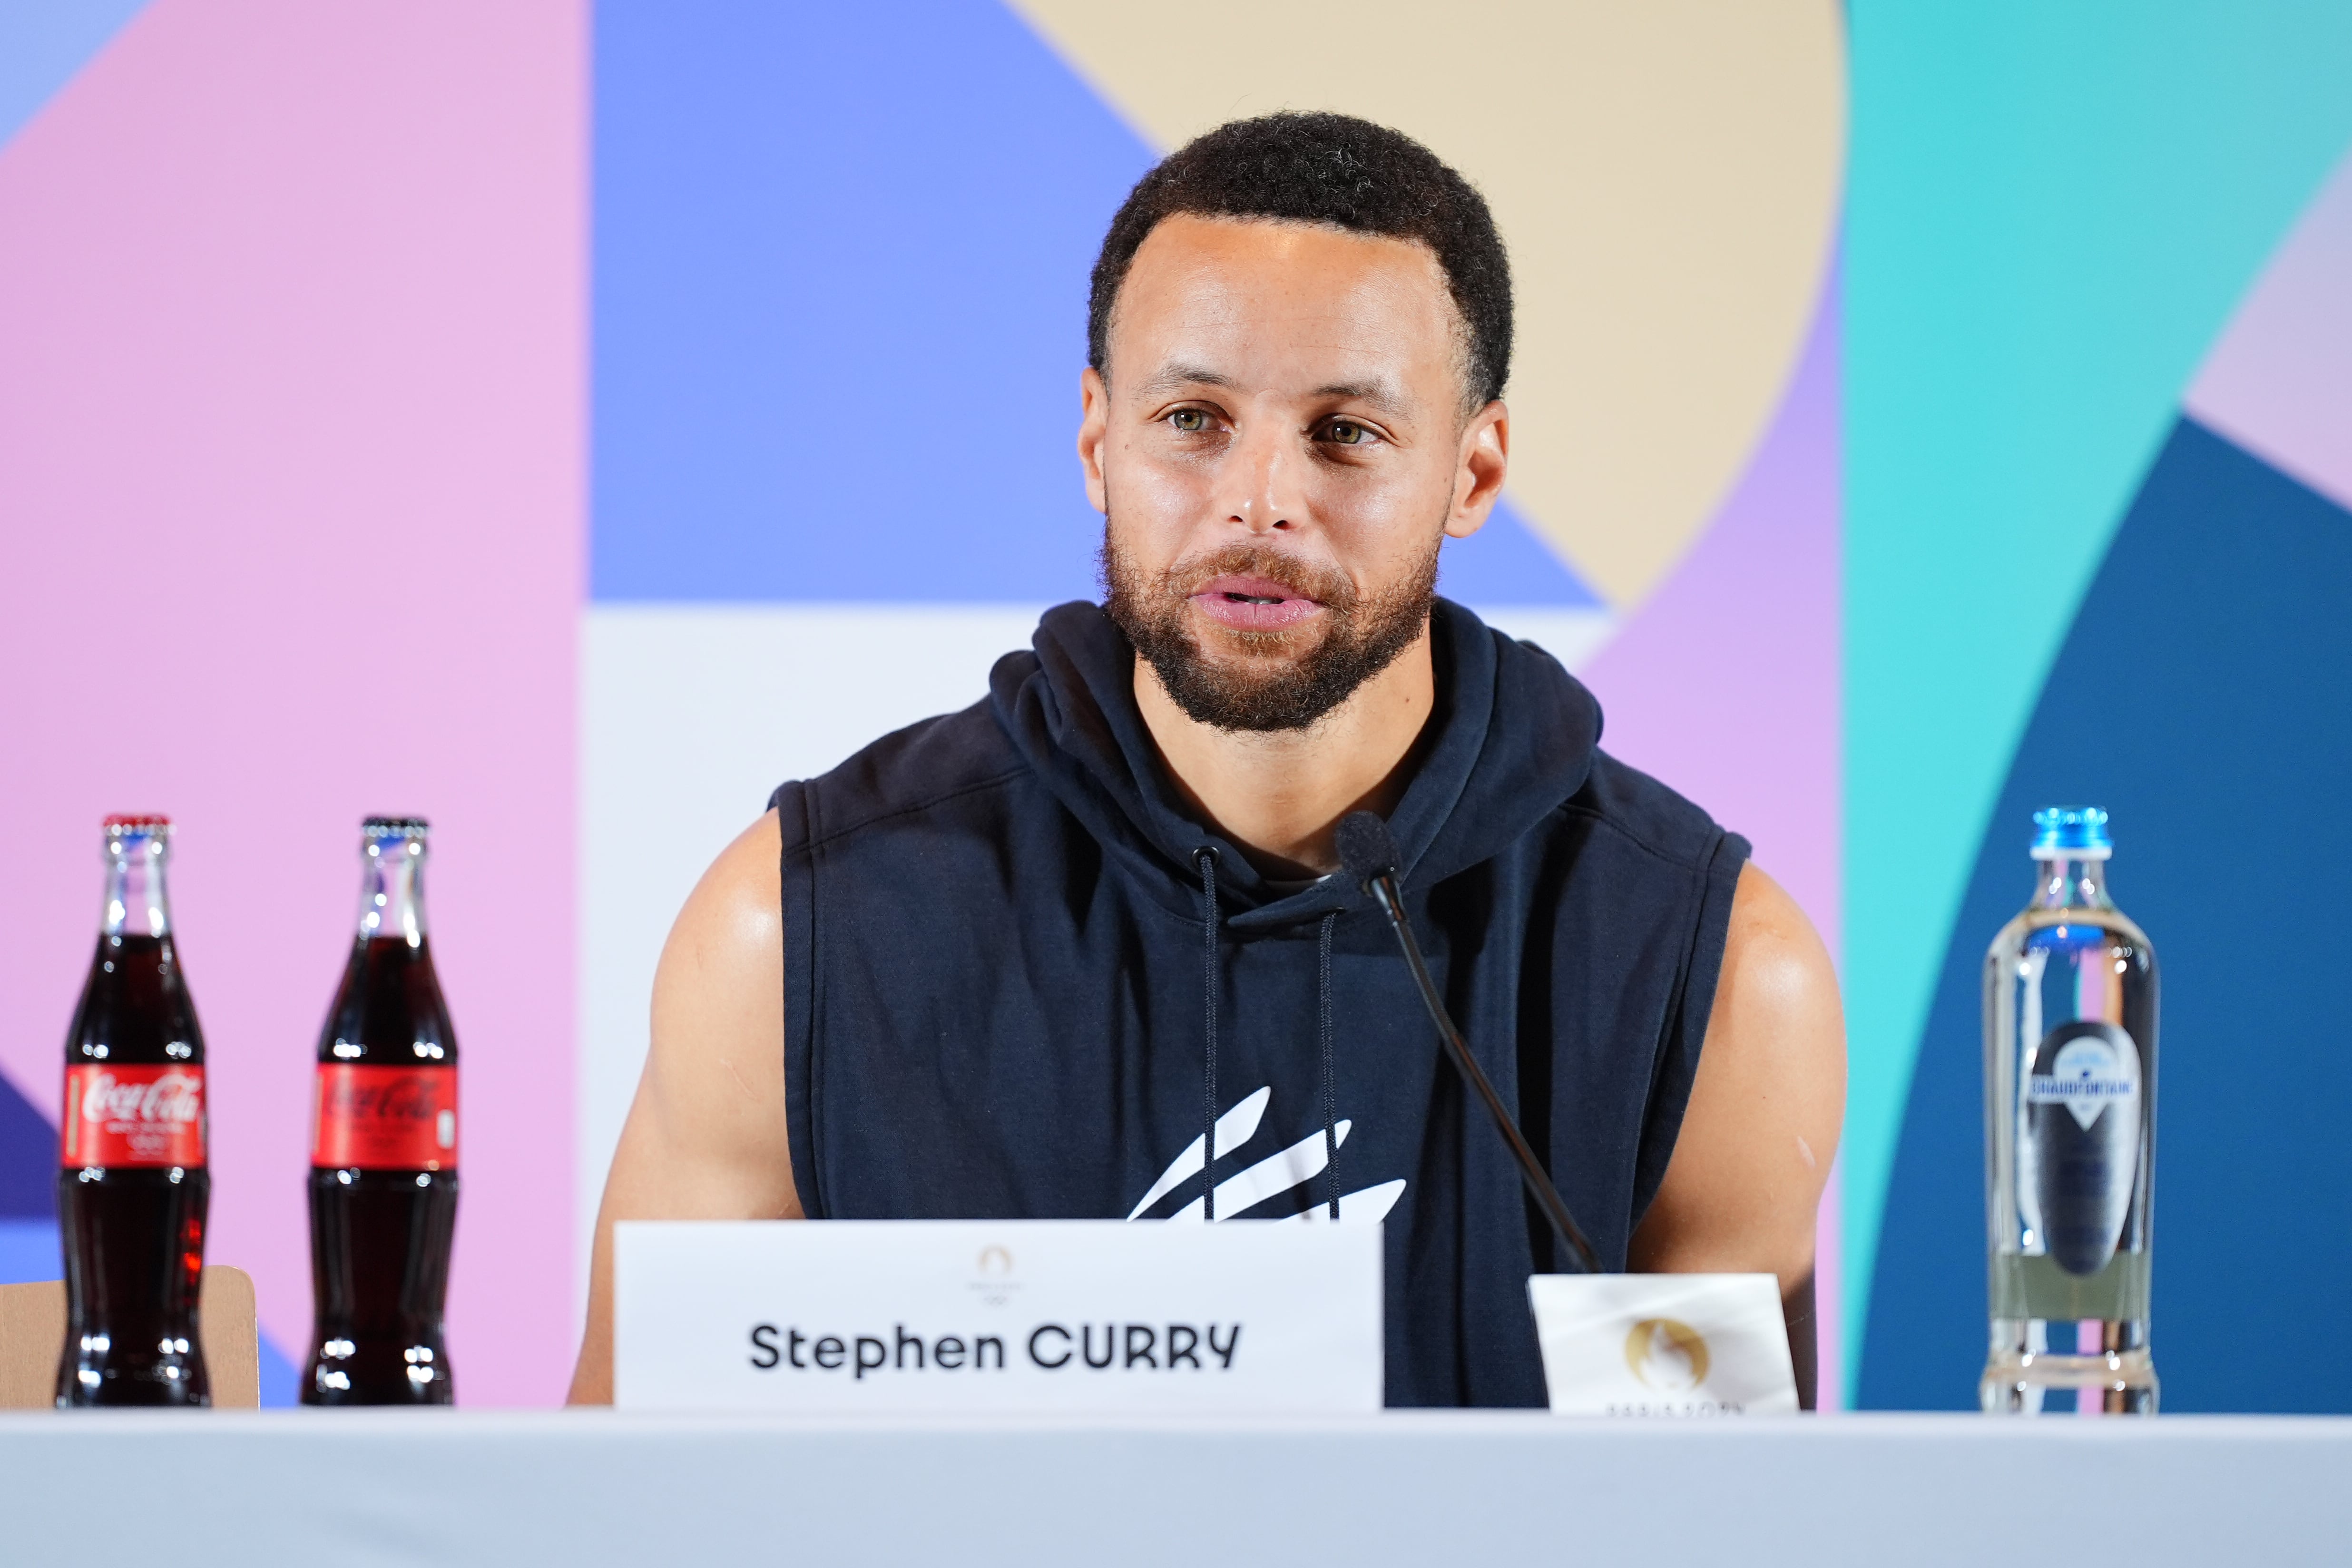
[0, 0, 584, 1405]
[1581, 276, 1841, 958]
[1575, 271, 1842, 1398]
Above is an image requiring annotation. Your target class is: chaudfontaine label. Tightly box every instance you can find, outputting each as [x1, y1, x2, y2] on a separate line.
[2021, 1019, 2142, 1276]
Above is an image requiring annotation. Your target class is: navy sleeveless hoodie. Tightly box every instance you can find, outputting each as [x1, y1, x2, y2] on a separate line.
[768, 598, 1748, 1407]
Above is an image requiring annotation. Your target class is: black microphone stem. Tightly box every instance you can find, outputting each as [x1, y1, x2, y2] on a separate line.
[1364, 871, 1599, 1274]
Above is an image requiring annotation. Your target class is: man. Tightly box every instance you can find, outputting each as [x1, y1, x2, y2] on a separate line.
[570, 113, 1843, 1407]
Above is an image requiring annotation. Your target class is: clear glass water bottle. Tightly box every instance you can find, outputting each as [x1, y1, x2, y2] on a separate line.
[1981, 806, 2159, 1414]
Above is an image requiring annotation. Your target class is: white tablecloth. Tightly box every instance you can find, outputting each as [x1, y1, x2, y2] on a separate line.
[1, 1409, 2341, 1566]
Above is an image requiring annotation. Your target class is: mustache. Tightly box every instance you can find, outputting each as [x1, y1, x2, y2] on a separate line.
[1100, 523, 1438, 733]
[1151, 544, 1360, 609]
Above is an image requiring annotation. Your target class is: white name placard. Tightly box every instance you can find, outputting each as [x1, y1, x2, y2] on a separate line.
[614, 1220, 1383, 1414]
[1528, 1273, 1798, 1416]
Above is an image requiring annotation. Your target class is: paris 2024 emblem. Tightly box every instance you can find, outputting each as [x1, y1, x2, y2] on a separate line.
[1624, 1318, 1710, 1393]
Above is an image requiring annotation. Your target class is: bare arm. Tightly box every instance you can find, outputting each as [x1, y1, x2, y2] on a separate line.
[1629, 862, 1846, 1397]
[567, 811, 801, 1404]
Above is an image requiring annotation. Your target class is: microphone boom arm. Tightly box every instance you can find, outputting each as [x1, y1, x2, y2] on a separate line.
[1362, 868, 1600, 1274]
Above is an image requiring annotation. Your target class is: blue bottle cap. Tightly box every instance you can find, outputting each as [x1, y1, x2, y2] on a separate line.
[2031, 806, 2111, 860]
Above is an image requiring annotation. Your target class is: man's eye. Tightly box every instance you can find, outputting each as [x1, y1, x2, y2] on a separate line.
[1324, 420, 1371, 445]
[1169, 409, 1211, 433]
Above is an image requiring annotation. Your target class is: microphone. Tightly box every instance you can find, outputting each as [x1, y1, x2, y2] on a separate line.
[1335, 811, 1599, 1274]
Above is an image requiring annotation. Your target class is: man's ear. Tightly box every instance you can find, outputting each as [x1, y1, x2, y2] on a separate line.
[1443, 400, 1509, 540]
[1078, 366, 1111, 516]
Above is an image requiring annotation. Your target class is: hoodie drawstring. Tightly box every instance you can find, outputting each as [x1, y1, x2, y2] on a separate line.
[1196, 848, 1343, 1225]
[1195, 847, 1221, 1222]
[1318, 909, 1340, 1220]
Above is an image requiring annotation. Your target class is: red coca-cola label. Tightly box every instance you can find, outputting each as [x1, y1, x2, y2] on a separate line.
[312, 1065, 458, 1170]
[61, 1064, 207, 1168]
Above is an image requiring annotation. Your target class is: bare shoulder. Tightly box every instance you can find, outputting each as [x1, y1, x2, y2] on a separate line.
[641, 809, 794, 1175]
[1629, 862, 1845, 1282]
[1717, 862, 1845, 1068]
[651, 811, 784, 1050]
[660, 807, 784, 994]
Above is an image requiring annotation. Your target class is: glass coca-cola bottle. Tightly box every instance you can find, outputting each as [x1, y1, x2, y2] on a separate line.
[304, 817, 459, 1404]
[58, 814, 211, 1407]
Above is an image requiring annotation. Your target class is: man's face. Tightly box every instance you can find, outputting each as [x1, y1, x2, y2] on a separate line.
[1081, 214, 1507, 732]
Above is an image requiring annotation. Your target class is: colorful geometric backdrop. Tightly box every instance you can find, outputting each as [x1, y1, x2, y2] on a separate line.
[0, 1, 2343, 1411]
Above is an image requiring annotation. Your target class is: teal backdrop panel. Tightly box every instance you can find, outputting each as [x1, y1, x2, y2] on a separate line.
[1843, 1, 2352, 1388]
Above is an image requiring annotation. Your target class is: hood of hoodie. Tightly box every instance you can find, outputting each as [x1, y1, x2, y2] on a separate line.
[989, 597, 1603, 933]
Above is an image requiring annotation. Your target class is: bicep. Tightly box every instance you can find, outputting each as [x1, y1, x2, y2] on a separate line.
[616, 809, 800, 1222]
[568, 811, 798, 1402]
[1628, 862, 1845, 1288]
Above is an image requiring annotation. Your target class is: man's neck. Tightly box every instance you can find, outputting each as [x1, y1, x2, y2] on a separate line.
[1135, 630, 1437, 879]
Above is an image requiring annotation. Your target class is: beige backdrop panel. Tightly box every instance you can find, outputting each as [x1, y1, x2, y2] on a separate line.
[1011, 0, 1844, 610]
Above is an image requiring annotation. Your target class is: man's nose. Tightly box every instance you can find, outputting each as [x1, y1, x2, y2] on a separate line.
[1217, 418, 1300, 534]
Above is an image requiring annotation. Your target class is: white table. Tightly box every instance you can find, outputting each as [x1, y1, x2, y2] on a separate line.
[1, 1410, 2342, 1566]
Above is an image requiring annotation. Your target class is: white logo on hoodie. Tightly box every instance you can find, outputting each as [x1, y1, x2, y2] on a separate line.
[1126, 1086, 1406, 1224]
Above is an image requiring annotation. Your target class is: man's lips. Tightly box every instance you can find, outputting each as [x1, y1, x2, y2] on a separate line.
[1188, 574, 1326, 632]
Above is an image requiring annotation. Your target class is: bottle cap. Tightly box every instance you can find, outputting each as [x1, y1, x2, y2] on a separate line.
[102, 814, 171, 833]
[363, 816, 430, 837]
[2031, 806, 2111, 860]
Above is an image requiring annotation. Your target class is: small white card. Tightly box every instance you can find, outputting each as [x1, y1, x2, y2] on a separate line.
[1528, 1273, 1798, 1416]
[614, 1219, 1383, 1414]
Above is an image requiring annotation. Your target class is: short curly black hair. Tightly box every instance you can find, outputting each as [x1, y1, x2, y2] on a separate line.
[1088, 112, 1512, 412]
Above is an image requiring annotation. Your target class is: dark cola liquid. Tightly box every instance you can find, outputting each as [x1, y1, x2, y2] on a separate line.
[59, 933, 211, 1407]
[305, 934, 458, 1405]
[306, 1168, 458, 1402]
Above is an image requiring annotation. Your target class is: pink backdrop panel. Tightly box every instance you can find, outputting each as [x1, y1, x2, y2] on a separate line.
[1578, 269, 1842, 1399]
[0, 0, 584, 1404]
[2185, 145, 2352, 513]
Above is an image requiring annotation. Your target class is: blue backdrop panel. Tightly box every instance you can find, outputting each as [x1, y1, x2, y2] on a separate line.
[1862, 417, 2352, 1411]
[0, 1075, 53, 1222]
[0, 0, 151, 151]
[1437, 498, 1602, 608]
[591, 0, 1603, 609]
[593, 0, 1151, 603]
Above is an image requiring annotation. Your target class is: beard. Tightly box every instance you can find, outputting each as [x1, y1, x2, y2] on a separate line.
[1100, 526, 1440, 733]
